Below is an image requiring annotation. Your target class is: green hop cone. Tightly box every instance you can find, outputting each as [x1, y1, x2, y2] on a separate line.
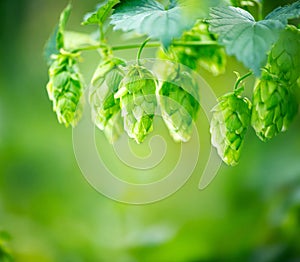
[115, 65, 157, 144]
[267, 25, 300, 86]
[157, 21, 226, 76]
[210, 92, 251, 166]
[251, 73, 298, 141]
[89, 57, 125, 143]
[46, 52, 84, 127]
[159, 69, 200, 142]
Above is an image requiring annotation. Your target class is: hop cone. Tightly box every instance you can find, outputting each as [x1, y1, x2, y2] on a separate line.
[210, 93, 251, 166]
[251, 73, 298, 141]
[157, 21, 226, 76]
[46, 53, 83, 127]
[89, 57, 125, 143]
[267, 25, 300, 86]
[159, 69, 200, 142]
[115, 65, 157, 144]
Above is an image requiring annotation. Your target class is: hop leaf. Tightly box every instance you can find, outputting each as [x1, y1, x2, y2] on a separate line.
[251, 73, 298, 141]
[266, 25, 300, 86]
[158, 21, 226, 76]
[159, 69, 200, 142]
[110, 0, 204, 47]
[82, 0, 120, 26]
[89, 57, 125, 143]
[115, 65, 157, 143]
[210, 92, 251, 166]
[209, 6, 286, 76]
[46, 52, 84, 127]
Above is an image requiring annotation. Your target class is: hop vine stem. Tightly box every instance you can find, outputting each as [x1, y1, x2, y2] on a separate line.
[234, 71, 253, 91]
[73, 40, 219, 53]
[137, 38, 151, 65]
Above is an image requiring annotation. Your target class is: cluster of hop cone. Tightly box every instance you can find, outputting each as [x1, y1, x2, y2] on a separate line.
[211, 25, 300, 166]
[46, 22, 300, 166]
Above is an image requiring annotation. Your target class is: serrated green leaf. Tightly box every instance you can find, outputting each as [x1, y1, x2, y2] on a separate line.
[110, 0, 199, 47]
[44, 26, 59, 65]
[265, 0, 300, 23]
[57, 3, 72, 50]
[209, 6, 285, 76]
[82, 0, 120, 26]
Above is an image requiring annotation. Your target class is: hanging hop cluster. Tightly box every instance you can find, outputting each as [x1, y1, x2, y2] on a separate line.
[159, 67, 200, 142]
[157, 21, 226, 76]
[251, 25, 300, 141]
[89, 57, 125, 143]
[210, 91, 252, 166]
[46, 52, 84, 127]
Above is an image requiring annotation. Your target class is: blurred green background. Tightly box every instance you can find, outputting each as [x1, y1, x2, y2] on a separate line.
[1, 0, 300, 261]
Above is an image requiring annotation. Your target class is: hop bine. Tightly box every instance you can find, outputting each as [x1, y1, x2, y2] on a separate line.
[89, 57, 125, 143]
[251, 73, 298, 141]
[46, 51, 84, 127]
[115, 65, 157, 144]
[210, 92, 251, 166]
[159, 68, 200, 142]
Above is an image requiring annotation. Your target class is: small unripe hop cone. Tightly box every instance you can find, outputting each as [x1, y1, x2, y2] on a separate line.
[251, 74, 298, 141]
[159, 69, 200, 142]
[267, 25, 300, 87]
[251, 26, 300, 141]
[89, 57, 125, 143]
[46, 53, 84, 127]
[210, 92, 251, 166]
[115, 65, 157, 144]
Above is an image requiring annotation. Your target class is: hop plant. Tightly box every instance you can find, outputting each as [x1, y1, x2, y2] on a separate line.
[210, 92, 251, 166]
[46, 52, 84, 127]
[115, 65, 157, 144]
[89, 57, 125, 143]
[157, 21, 226, 76]
[159, 68, 200, 142]
[267, 25, 300, 86]
[251, 73, 298, 141]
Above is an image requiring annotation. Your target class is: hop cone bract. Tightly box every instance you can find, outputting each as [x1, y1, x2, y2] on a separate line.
[210, 93, 251, 166]
[89, 57, 125, 143]
[159, 69, 200, 142]
[251, 74, 298, 141]
[115, 65, 157, 144]
[267, 25, 300, 86]
[46, 53, 83, 127]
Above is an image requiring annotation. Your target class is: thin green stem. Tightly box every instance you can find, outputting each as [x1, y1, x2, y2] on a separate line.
[99, 24, 105, 42]
[137, 38, 151, 65]
[72, 40, 219, 53]
[234, 71, 253, 90]
[72, 44, 108, 53]
[112, 42, 159, 51]
[256, 1, 263, 20]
